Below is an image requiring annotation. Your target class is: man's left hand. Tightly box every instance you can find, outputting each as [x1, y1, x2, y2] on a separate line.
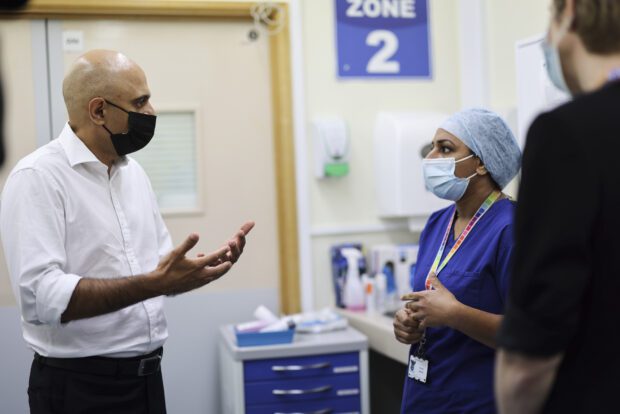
[224, 221, 255, 263]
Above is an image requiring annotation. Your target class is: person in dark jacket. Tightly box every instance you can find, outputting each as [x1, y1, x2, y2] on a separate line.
[496, 1, 620, 413]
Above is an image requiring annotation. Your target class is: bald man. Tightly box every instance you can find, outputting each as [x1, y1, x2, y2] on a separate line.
[0, 50, 254, 413]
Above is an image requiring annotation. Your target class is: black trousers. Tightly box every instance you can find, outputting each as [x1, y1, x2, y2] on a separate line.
[28, 351, 167, 414]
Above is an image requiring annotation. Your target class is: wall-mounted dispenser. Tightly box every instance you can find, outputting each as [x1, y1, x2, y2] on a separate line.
[374, 111, 451, 231]
[313, 117, 350, 179]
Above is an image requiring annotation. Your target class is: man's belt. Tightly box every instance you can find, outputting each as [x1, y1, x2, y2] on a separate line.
[34, 347, 163, 377]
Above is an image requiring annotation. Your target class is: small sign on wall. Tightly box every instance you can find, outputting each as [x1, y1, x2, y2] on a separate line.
[62, 30, 84, 53]
[335, 0, 431, 78]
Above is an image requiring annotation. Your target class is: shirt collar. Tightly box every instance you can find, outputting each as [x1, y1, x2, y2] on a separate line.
[58, 123, 129, 168]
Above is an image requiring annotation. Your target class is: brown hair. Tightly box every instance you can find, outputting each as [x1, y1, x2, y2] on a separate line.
[553, 0, 620, 54]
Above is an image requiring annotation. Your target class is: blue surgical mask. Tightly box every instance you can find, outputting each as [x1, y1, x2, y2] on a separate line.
[542, 37, 570, 94]
[422, 154, 477, 201]
[541, 11, 575, 96]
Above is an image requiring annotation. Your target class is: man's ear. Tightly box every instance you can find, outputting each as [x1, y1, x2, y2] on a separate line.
[564, 0, 575, 21]
[556, 0, 575, 30]
[88, 97, 106, 125]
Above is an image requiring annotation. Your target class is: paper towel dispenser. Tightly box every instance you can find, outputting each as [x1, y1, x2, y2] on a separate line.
[373, 112, 450, 230]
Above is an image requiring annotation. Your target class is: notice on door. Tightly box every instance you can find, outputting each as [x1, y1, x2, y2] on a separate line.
[62, 30, 84, 53]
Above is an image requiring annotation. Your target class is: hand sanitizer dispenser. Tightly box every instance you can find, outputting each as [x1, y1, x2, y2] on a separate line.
[313, 117, 350, 178]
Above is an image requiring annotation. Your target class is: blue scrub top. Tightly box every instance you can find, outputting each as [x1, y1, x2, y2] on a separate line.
[401, 199, 515, 414]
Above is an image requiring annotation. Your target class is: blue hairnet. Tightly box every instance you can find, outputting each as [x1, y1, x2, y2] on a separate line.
[440, 108, 521, 189]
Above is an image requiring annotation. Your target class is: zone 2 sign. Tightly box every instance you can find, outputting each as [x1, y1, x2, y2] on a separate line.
[335, 0, 431, 78]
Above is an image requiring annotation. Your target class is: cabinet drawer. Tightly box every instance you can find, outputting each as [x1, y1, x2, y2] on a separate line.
[244, 373, 360, 405]
[244, 352, 360, 382]
[246, 396, 361, 414]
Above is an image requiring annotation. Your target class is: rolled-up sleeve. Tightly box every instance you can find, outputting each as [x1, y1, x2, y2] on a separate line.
[1, 168, 81, 325]
[497, 112, 596, 356]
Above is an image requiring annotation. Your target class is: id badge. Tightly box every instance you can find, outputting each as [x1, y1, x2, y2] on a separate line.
[408, 355, 429, 383]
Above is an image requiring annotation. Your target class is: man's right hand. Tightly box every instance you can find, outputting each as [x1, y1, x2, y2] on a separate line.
[393, 308, 424, 345]
[153, 233, 233, 296]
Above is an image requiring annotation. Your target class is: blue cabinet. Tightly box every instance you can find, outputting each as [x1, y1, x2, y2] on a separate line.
[245, 397, 360, 414]
[219, 326, 369, 414]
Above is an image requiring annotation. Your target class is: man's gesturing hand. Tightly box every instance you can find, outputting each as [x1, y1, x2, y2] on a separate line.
[154, 233, 233, 296]
[223, 221, 255, 264]
[154, 221, 255, 296]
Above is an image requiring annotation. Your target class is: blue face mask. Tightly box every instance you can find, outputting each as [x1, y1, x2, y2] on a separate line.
[422, 154, 477, 201]
[542, 37, 570, 94]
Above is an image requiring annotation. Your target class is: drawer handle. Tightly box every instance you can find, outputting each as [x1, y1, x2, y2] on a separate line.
[274, 410, 333, 414]
[271, 362, 331, 372]
[272, 385, 332, 395]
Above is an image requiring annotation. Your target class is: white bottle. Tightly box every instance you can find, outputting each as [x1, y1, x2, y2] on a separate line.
[363, 275, 377, 314]
[396, 245, 418, 297]
[253, 305, 279, 324]
[341, 248, 365, 311]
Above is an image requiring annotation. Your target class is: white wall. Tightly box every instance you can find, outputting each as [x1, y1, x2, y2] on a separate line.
[0, 20, 39, 307]
[485, 0, 550, 196]
[300, 0, 551, 310]
[301, 0, 462, 309]
[485, 0, 550, 113]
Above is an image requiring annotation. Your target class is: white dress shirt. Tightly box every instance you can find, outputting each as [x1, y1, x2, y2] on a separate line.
[0, 123, 172, 358]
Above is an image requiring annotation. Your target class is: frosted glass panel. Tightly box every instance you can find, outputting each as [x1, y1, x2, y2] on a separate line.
[132, 111, 198, 211]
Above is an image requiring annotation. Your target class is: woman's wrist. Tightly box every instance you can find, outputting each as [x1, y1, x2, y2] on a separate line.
[447, 300, 467, 330]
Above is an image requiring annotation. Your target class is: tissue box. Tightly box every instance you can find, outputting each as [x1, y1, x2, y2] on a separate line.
[234, 327, 295, 347]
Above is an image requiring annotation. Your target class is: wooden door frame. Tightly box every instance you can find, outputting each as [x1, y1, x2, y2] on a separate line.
[4, 0, 301, 313]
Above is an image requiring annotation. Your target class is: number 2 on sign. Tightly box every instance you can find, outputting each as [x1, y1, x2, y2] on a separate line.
[366, 30, 400, 74]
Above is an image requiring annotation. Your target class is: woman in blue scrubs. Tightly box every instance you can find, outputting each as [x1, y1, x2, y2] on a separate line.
[393, 108, 522, 414]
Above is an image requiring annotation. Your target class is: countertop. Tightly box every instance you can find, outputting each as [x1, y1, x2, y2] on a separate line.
[336, 309, 409, 365]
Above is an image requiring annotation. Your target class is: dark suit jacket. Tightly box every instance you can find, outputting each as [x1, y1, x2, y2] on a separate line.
[498, 80, 620, 413]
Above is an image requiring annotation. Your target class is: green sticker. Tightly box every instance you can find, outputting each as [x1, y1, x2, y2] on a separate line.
[325, 163, 349, 177]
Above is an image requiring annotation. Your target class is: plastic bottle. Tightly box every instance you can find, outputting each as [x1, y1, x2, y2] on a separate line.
[384, 263, 396, 295]
[375, 272, 387, 314]
[236, 320, 270, 333]
[253, 305, 279, 324]
[341, 248, 365, 311]
[383, 263, 398, 312]
[363, 275, 376, 314]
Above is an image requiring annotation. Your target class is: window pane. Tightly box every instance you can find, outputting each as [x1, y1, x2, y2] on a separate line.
[132, 111, 198, 211]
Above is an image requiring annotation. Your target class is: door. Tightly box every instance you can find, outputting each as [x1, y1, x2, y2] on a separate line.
[0, 10, 291, 413]
[48, 18, 280, 293]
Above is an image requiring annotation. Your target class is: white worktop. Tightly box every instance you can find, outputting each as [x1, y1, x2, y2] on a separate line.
[336, 309, 410, 365]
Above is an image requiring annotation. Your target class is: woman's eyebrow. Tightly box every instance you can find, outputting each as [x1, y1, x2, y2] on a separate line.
[434, 139, 454, 145]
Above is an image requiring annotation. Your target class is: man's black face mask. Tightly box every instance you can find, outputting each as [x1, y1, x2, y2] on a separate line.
[102, 100, 156, 156]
